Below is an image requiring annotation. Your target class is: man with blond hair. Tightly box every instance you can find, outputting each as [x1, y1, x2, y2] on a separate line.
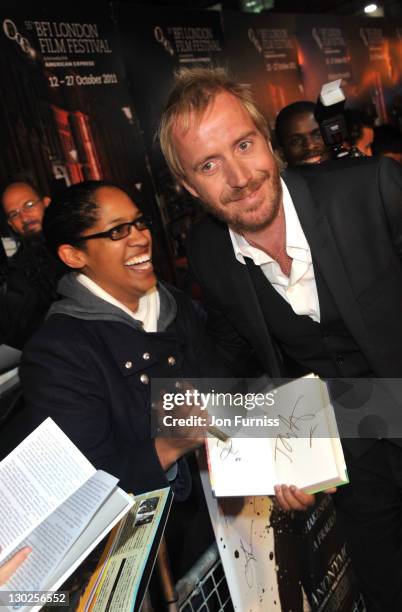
[159, 67, 402, 611]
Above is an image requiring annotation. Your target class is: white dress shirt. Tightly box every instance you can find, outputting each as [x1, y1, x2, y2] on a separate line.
[77, 273, 160, 332]
[228, 178, 321, 323]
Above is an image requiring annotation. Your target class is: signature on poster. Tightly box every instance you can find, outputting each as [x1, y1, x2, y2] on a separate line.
[238, 519, 257, 589]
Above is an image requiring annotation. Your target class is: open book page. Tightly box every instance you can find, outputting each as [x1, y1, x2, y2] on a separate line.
[272, 376, 348, 492]
[0, 418, 95, 562]
[0, 490, 133, 612]
[206, 376, 347, 496]
[43, 488, 133, 597]
[206, 437, 277, 496]
[0, 470, 118, 596]
[79, 488, 171, 612]
[274, 437, 346, 493]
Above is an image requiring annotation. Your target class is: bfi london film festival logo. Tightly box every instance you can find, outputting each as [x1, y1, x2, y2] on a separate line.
[3, 19, 36, 59]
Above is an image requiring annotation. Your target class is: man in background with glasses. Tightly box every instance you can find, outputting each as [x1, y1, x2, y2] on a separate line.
[0, 181, 64, 349]
[2, 181, 50, 239]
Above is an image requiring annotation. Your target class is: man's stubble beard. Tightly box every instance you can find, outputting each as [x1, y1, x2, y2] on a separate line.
[201, 166, 282, 234]
[22, 221, 42, 237]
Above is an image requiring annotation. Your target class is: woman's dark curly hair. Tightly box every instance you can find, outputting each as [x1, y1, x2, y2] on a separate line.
[42, 180, 113, 257]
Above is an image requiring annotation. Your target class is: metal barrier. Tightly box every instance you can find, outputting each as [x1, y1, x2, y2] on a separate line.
[176, 544, 233, 612]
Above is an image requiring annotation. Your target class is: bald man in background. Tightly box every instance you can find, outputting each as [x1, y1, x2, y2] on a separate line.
[2, 182, 50, 239]
[1, 181, 63, 348]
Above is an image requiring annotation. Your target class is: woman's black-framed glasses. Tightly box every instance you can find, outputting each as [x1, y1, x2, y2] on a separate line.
[79, 216, 152, 242]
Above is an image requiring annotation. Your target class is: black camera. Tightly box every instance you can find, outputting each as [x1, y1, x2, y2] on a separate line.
[314, 80, 363, 159]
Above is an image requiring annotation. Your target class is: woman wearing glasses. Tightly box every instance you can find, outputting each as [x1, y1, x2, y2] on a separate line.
[20, 180, 225, 497]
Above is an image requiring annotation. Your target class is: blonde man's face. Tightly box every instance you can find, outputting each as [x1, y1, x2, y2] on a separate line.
[172, 91, 282, 233]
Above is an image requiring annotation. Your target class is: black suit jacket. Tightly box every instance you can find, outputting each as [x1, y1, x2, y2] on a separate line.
[187, 156, 402, 379]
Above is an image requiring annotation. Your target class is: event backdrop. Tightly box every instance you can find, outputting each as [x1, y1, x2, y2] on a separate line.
[222, 11, 303, 130]
[115, 3, 226, 260]
[1, 3, 402, 254]
[0, 2, 172, 277]
[294, 14, 357, 106]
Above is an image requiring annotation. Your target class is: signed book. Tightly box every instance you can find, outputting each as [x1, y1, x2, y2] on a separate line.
[205, 375, 348, 496]
[0, 418, 134, 611]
